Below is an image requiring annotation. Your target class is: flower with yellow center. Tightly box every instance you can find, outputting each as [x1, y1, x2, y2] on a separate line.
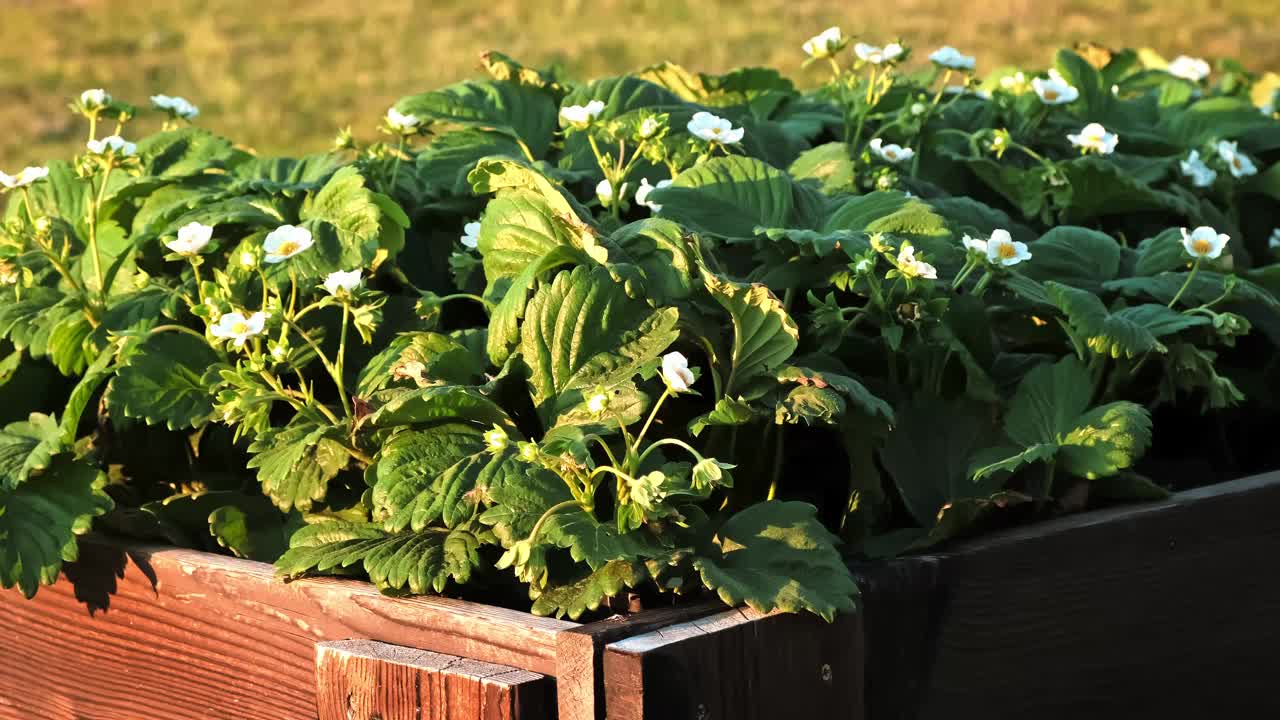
[983, 229, 1032, 266]
[896, 244, 937, 280]
[1180, 226, 1229, 260]
[262, 225, 315, 264]
[1216, 140, 1257, 179]
[687, 112, 744, 144]
[209, 310, 267, 347]
[1032, 70, 1079, 105]
[869, 138, 913, 164]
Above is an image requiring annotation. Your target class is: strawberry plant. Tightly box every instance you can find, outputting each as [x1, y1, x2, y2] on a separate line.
[2, 39, 1279, 621]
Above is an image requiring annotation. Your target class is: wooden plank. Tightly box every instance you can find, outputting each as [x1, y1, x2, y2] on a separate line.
[555, 601, 725, 720]
[315, 639, 553, 720]
[850, 557, 941, 720]
[602, 607, 864, 720]
[914, 470, 1280, 719]
[0, 535, 574, 720]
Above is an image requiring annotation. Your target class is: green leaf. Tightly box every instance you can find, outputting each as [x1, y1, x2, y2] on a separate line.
[0, 413, 62, 489]
[775, 365, 893, 425]
[604, 218, 699, 303]
[651, 156, 795, 238]
[356, 332, 485, 396]
[530, 559, 645, 619]
[522, 266, 679, 425]
[417, 130, 528, 196]
[275, 521, 482, 594]
[692, 501, 858, 621]
[111, 332, 219, 430]
[366, 384, 517, 431]
[1020, 226, 1122, 291]
[689, 396, 759, 436]
[704, 272, 798, 399]
[789, 142, 854, 194]
[0, 456, 114, 597]
[823, 192, 948, 239]
[542, 507, 666, 569]
[1045, 282, 1208, 358]
[479, 468, 573, 546]
[879, 398, 1004, 527]
[1058, 402, 1154, 479]
[209, 497, 300, 562]
[1054, 155, 1196, 224]
[397, 80, 557, 158]
[247, 419, 349, 512]
[300, 166, 408, 264]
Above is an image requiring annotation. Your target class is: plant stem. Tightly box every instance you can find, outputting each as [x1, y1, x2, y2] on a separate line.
[635, 437, 705, 467]
[765, 423, 785, 501]
[630, 388, 671, 461]
[430, 292, 495, 311]
[150, 324, 208, 341]
[1167, 259, 1202, 308]
[335, 303, 354, 419]
[283, 316, 348, 419]
[390, 136, 405, 187]
[526, 500, 582, 545]
[86, 161, 114, 298]
[189, 260, 207, 307]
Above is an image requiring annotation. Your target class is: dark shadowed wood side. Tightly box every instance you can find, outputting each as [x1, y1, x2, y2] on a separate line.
[601, 607, 864, 720]
[0, 536, 573, 720]
[555, 601, 725, 720]
[851, 558, 941, 720]
[315, 640, 553, 720]
[916, 470, 1280, 719]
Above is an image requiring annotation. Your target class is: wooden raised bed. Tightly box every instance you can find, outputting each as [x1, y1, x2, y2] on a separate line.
[3, 470, 1278, 719]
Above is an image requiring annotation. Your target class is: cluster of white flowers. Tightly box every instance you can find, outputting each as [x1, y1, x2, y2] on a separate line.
[151, 94, 199, 119]
[1180, 150, 1217, 187]
[1067, 123, 1119, 155]
[963, 229, 1032, 266]
[1033, 70, 1079, 105]
[165, 222, 214, 256]
[854, 42, 904, 65]
[869, 138, 913, 164]
[1181, 226, 1230, 260]
[687, 111, 744, 144]
[86, 135, 137, 157]
[0, 166, 49, 190]
[634, 177, 672, 212]
[929, 46, 975, 71]
[1167, 55, 1211, 82]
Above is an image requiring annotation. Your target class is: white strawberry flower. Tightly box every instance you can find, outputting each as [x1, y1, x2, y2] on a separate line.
[210, 311, 267, 347]
[596, 178, 628, 207]
[323, 269, 362, 297]
[802, 27, 845, 58]
[634, 178, 672, 212]
[1167, 55, 1211, 82]
[1032, 70, 1079, 105]
[687, 111, 744, 145]
[80, 88, 111, 109]
[86, 135, 137, 157]
[984, 229, 1032, 266]
[460, 221, 481, 249]
[961, 234, 987, 253]
[1067, 123, 1119, 154]
[386, 107, 420, 133]
[484, 425, 509, 453]
[929, 46, 975, 71]
[1179, 150, 1217, 188]
[897, 245, 937, 280]
[1270, 228, 1280, 250]
[1216, 140, 1257, 178]
[869, 138, 914, 164]
[559, 100, 605, 127]
[1000, 72, 1029, 93]
[854, 42, 904, 65]
[262, 225, 315, 263]
[638, 116, 663, 139]
[661, 352, 696, 393]
[239, 250, 259, 269]
[151, 94, 199, 119]
[586, 391, 609, 415]
[0, 166, 49, 189]
[1180, 226, 1230, 260]
[166, 222, 213, 256]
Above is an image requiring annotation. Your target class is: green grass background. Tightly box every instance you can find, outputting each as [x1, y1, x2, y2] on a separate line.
[1, 0, 1276, 169]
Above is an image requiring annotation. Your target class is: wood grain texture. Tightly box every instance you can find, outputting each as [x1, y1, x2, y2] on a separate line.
[556, 602, 725, 720]
[315, 639, 552, 720]
[850, 558, 941, 720]
[915, 470, 1280, 719]
[0, 536, 573, 720]
[602, 607, 864, 720]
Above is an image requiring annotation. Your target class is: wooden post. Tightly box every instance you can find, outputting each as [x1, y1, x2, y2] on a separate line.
[555, 602, 725, 720]
[316, 640, 553, 720]
[601, 607, 864, 720]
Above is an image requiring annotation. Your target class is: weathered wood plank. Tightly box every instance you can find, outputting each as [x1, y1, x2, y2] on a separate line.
[915, 470, 1280, 719]
[556, 601, 725, 720]
[602, 607, 863, 720]
[0, 535, 573, 720]
[850, 557, 941, 720]
[315, 640, 553, 720]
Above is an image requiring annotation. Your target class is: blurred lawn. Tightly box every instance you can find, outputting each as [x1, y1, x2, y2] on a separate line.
[1, 0, 1277, 169]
